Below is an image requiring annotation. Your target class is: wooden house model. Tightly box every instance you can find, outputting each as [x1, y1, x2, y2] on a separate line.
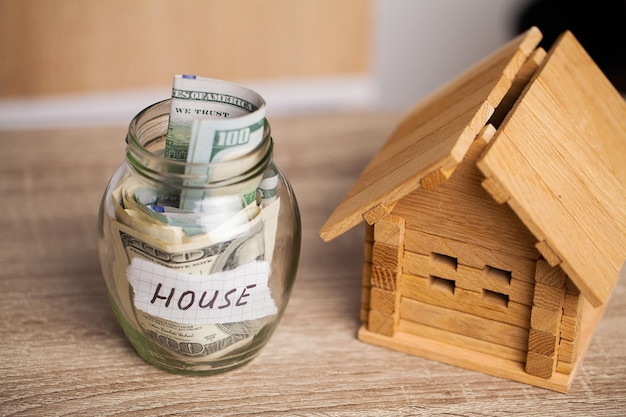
[319, 27, 625, 393]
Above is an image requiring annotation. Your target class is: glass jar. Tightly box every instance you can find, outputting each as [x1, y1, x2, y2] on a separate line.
[97, 99, 301, 375]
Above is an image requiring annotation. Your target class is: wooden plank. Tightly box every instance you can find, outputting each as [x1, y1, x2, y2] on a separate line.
[534, 259, 566, 288]
[528, 328, 558, 357]
[455, 264, 534, 307]
[371, 242, 402, 271]
[364, 224, 374, 263]
[360, 285, 371, 323]
[403, 229, 446, 258]
[401, 273, 531, 328]
[367, 309, 395, 337]
[359, 295, 615, 392]
[365, 223, 374, 243]
[558, 338, 577, 364]
[398, 320, 527, 363]
[397, 193, 539, 264]
[372, 213, 405, 246]
[362, 263, 372, 287]
[399, 297, 529, 351]
[481, 176, 510, 204]
[539, 37, 626, 186]
[358, 326, 575, 393]
[477, 31, 626, 307]
[530, 305, 562, 334]
[370, 265, 398, 292]
[361, 252, 373, 323]
[359, 88, 498, 187]
[336, 101, 494, 235]
[393, 132, 540, 262]
[526, 351, 556, 379]
[455, 264, 484, 293]
[560, 314, 581, 342]
[556, 360, 574, 375]
[527, 296, 562, 379]
[560, 284, 583, 343]
[363, 241, 373, 264]
[461, 270, 534, 307]
[363, 202, 395, 225]
[535, 240, 562, 268]
[403, 251, 459, 282]
[404, 232, 540, 280]
[369, 287, 396, 317]
[404, 247, 537, 286]
[321, 101, 490, 242]
[489, 47, 547, 128]
[532, 282, 565, 311]
[420, 165, 457, 190]
[319, 27, 542, 242]
[563, 289, 583, 317]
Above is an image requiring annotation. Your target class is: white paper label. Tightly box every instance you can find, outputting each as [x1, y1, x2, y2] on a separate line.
[127, 257, 277, 325]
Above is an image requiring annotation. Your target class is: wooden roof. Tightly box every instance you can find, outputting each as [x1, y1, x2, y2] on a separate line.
[477, 31, 626, 307]
[320, 27, 626, 307]
[320, 27, 542, 241]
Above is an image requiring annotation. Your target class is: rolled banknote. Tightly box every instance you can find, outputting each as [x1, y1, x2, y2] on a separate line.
[107, 195, 281, 361]
[165, 75, 266, 162]
[164, 74, 268, 211]
[106, 76, 282, 363]
[258, 169, 279, 206]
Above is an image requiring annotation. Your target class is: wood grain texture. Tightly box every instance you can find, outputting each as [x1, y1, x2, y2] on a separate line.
[1, 112, 625, 415]
[391, 126, 540, 263]
[477, 31, 626, 308]
[0, 0, 370, 97]
[319, 27, 542, 242]
[401, 272, 532, 328]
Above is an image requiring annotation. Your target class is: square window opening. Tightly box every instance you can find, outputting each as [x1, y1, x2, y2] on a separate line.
[485, 265, 512, 285]
[482, 289, 509, 308]
[429, 275, 455, 295]
[431, 252, 458, 271]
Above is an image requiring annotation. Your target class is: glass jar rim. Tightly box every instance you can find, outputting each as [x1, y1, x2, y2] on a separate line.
[125, 99, 273, 187]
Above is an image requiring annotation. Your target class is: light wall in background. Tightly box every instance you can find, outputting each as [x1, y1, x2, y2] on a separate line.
[0, 0, 536, 129]
[373, 0, 534, 110]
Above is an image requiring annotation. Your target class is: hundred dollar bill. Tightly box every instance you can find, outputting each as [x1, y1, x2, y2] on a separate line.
[104, 76, 282, 362]
[107, 195, 281, 361]
[111, 179, 186, 245]
[164, 74, 268, 211]
[107, 169, 282, 350]
[182, 114, 267, 210]
[165, 74, 266, 162]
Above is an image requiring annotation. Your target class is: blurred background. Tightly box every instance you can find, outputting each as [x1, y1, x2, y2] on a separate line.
[1, 0, 624, 129]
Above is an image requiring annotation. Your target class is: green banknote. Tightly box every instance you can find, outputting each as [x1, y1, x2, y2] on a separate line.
[165, 74, 266, 162]
[164, 75, 267, 211]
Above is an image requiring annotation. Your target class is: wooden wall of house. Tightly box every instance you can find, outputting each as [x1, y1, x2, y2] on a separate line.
[0, 0, 371, 97]
[378, 134, 542, 362]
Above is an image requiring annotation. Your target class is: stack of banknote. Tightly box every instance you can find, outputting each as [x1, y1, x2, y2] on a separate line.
[107, 75, 280, 363]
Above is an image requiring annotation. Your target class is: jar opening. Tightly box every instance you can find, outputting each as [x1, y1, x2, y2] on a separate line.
[126, 99, 273, 188]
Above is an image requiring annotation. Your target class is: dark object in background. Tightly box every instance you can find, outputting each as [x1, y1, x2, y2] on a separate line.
[516, 0, 626, 93]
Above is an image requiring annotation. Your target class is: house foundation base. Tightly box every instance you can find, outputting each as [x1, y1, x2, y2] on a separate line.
[358, 297, 605, 393]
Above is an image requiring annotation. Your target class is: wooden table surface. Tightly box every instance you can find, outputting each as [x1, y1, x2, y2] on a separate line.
[1, 112, 625, 416]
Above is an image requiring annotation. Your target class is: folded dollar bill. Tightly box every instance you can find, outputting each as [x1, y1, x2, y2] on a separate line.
[165, 74, 267, 163]
[164, 74, 268, 211]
